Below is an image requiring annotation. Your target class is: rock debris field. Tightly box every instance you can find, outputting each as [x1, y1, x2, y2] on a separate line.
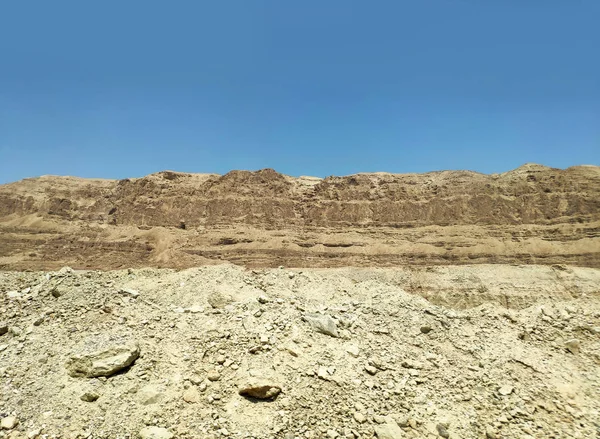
[1, 264, 599, 439]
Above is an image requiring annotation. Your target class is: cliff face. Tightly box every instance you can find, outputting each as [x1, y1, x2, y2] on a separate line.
[1, 164, 599, 270]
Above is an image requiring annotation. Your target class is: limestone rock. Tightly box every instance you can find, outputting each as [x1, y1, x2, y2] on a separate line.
[303, 313, 339, 337]
[1, 416, 19, 430]
[80, 391, 100, 402]
[238, 379, 282, 400]
[66, 336, 140, 378]
[565, 339, 580, 354]
[207, 291, 233, 309]
[183, 386, 200, 403]
[374, 422, 403, 439]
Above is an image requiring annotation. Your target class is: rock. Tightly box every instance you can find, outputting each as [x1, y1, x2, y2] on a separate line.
[207, 370, 221, 381]
[119, 288, 140, 298]
[1, 416, 19, 430]
[139, 426, 174, 439]
[420, 325, 433, 334]
[364, 365, 378, 375]
[498, 385, 514, 396]
[303, 313, 339, 337]
[0, 344, 8, 352]
[238, 379, 282, 400]
[207, 291, 233, 309]
[138, 385, 163, 405]
[80, 392, 100, 402]
[258, 295, 270, 304]
[436, 423, 450, 438]
[353, 412, 366, 423]
[485, 427, 498, 439]
[374, 422, 403, 439]
[0, 323, 8, 336]
[565, 339, 580, 354]
[183, 386, 200, 403]
[346, 344, 360, 357]
[6, 291, 21, 299]
[66, 337, 140, 378]
[27, 429, 42, 438]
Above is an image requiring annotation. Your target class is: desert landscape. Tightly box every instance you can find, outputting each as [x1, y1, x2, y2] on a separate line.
[1, 165, 599, 439]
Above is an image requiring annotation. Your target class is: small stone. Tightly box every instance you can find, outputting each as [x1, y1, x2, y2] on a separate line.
[565, 339, 580, 354]
[80, 392, 100, 402]
[207, 291, 233, 309]
[1, 416, 19, 430]
[498, 385, 514, 396]
[485, 427, 497, 439]
[346, 345, 360, 357]
[420, 325, 433, 334]
[119, 288, 139, 298]
[258, 295, 270, 304]
[353, 412, 366, 424]
[183, 386, 200, 403]
[364, 365, 378, 375]
[327, 430, 339, 439]
[0, 323, 8, 336]
[216, 355, 227, 365]
[138, 385, 163, 405]
[374, 422, 403, 439]
[139, 426, 174, 439]
[27, 429, 42, 438]
[207, 370, 221, 381]
[436, 423, 449, 438]
[238, 379, 282, 400]
[303, 313, 339, 337]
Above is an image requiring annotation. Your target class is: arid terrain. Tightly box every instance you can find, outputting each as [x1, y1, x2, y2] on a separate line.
[0, 164, 599, 271]
[0, 165, 599, 439]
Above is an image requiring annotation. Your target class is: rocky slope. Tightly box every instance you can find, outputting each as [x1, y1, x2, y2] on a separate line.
[1, 264, 599, 439]
[0, 164, 599, 270]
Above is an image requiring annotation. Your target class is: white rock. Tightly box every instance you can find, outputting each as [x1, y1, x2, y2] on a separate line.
[374, 422, 403, 439]
[1, 416, 19, 430]
[66, 336, 140, 378]
[303, 313, 339, 337]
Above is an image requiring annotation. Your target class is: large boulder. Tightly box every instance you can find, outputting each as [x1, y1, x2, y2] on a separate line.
[66, 335, 140, 378]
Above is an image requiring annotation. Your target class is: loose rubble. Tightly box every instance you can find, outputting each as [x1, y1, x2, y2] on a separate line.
[0, 264, 599, 438]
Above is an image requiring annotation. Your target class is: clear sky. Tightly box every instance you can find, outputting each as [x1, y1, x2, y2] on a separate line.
[1, 1, 599, 184]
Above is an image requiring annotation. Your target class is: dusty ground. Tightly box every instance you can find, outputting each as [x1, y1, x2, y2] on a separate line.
[1, 264, 599, 439]
[1, 164, 599, 271]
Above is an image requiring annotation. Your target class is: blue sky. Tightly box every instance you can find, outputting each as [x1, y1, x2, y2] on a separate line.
[1, 0, 598, 184]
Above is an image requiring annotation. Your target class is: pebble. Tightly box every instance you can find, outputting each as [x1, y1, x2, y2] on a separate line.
[80, 392, 100, 402]
[207, 370, 221, 381]
[436, 423, 450, 438]
[183, 386, 200, 403]
[420, 325, 433, 334]
[1, 416, 19, 430]
[364, 365, 378, 375]
[353, 412, 366, 424]
[498, 385, 513, 396]
[565, 339, 580, 354]
[238, 379, 282, 400]
[346, 345, 360, 357]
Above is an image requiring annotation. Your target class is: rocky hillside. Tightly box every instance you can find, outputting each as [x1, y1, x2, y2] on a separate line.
[0, 264, 599, 438]
[0, 164, 599, 270]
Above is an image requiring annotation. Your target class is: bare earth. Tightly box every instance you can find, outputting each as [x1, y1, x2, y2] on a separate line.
[0, 165, 599, 439]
